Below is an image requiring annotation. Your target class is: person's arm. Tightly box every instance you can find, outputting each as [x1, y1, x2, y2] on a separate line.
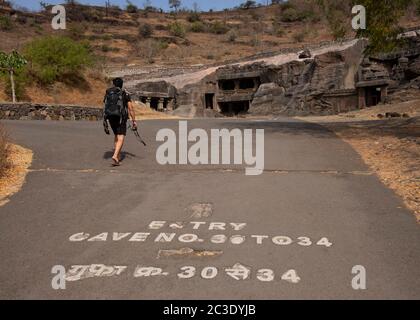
[128, 101, 137, 128]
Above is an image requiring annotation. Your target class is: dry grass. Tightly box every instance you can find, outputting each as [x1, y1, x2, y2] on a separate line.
[299, 100, 420, 222]
[0, 123, 11, 178]
[326, 119, 420, 222]
[6, 73, 109, 107]
[0, 80, 8, 102]
[0, 142, 33, 207]
[297, 99, 420, 123]
[132, 101, 181, 120]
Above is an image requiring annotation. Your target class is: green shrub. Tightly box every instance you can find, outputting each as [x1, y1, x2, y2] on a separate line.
[330, 22, 346, 40]
[0, 15, 13, 31]
[168, 22, 186, 38]
[157, 40, 169, 50]
[24, 36, 93, 85]
[250, 35, 260, 47]
[327, 10, 347, 40]
[16, 15, 28, 25]
[126, 2, 138, 13]
[187, 12, 201, 23]
[278, 1, 294, 11]
[293, 31, 306, 43]
[100, 45, 120, 52]
[139, 23, 153, 38]
[280, 7, 310, 22]
[226, 29, 238, 42]
[416, 0, 420, 14]
[274, 25, 285, 37]
[67, 24, 86, 40]
[190, 21, 205, 33]
[250, 11, 261, 21]
[209, 21, 230, 34]
[141, 39, 168, 64]
[101, 34, 112, 41]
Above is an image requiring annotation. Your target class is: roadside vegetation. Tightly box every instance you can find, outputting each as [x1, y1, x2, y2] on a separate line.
[300, 101, 420, 222]
[24, 36, 93, 85]
[0, 35, 96, 102]
[0, 123, 33, 207]
[0, 123, 10, 178]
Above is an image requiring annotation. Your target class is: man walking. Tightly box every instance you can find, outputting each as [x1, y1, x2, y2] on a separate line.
[103, 77, 137, 166]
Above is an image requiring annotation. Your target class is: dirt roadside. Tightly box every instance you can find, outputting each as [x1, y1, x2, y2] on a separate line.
[0, 144, 33, 207]
[299, 101, 420, 222]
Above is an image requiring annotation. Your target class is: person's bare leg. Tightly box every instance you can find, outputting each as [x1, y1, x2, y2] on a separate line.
[113, 135, 118, 154]
[112, 135, 125, 165]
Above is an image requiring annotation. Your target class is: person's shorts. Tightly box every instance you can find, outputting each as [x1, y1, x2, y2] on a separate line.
[108, 116, 127, 136]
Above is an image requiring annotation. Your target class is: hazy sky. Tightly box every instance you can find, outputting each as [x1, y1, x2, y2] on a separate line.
[12, 0, 268, 12]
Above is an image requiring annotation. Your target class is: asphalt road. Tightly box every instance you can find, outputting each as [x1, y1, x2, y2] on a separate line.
[0, 119, 419, 299]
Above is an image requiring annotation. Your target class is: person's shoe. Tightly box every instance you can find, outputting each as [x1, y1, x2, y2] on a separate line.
[112, 157, 120, 167]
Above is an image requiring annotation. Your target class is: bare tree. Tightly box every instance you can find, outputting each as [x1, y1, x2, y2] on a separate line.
[169, 0, 181, 12]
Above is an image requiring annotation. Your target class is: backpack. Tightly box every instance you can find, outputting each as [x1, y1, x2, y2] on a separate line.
[104, 87, 127, 120]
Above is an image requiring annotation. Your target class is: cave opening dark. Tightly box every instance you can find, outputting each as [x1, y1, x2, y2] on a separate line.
[219, 101, 250, 116]
[219, 80, 235, 91]
[239, 78, 256, 89]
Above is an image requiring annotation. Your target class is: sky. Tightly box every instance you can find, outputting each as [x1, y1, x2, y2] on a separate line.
[11, 0, 269, 12]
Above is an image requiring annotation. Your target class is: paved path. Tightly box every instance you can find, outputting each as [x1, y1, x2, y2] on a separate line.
[0, 119, 419, 299]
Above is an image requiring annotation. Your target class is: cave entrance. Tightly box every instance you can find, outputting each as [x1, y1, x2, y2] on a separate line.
[219, 80, 235, 91]
[205, 93, 215, 109]
[150, 98, 159, 110]
[219, 101, 250, 116]
[365, 87, 382, 107]
[239, 78, 258, 89]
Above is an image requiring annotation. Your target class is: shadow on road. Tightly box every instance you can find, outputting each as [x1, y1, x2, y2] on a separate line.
[103, 151, 137, 161]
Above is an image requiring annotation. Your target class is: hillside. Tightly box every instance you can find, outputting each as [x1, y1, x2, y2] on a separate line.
[1, 3, 356, 65]
[1, 1, 420, 105]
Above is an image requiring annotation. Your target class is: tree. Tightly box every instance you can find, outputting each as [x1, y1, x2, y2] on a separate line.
[169, 0, 181, 12]
[126, 0, 138, 13]
[240, 0, 257, 9]
[139, 23, 153, 38]
[39, 2, 50, 10]
[356, 0, 413, 53]
[0, 51, 27, 103]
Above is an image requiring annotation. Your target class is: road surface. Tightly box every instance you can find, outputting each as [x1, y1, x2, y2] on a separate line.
[0, 119, 419, 299]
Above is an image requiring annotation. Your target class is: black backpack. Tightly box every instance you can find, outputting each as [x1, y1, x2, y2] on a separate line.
[104, 87, 127, 120]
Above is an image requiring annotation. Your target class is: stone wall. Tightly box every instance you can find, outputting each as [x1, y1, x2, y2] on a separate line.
[0, 103, 103, 121]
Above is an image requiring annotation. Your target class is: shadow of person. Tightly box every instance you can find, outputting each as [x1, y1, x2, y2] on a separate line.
[103, 151, 137, 162]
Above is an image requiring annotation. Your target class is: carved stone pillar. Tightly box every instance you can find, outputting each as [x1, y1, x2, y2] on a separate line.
[358, 88, 366, 109]
[167, 99, 174, 111]
[145, 97, 151, 109]
[381, 86, 388, 104]
[157, 98, 164, 111]
[253, 78, 258, 88]
[234, 80, 240, 90]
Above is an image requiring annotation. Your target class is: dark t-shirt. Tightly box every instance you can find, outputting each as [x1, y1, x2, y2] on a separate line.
[121, 89, 132, 109]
